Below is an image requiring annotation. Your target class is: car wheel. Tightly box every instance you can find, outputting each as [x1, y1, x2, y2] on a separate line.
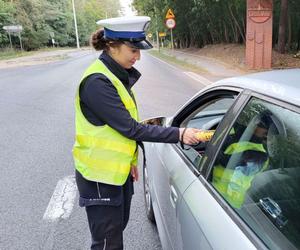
[143, 163, 155, 223]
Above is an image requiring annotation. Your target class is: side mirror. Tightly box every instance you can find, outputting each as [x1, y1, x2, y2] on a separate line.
[141, 117, 167, 126]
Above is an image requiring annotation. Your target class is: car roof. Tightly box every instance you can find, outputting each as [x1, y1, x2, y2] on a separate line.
[214, 69, 300, 106]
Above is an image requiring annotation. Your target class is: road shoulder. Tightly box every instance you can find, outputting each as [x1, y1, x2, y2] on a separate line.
[148, 48, 242, 83]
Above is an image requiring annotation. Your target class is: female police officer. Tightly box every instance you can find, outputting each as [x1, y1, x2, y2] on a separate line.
[73, 16, 201, 250]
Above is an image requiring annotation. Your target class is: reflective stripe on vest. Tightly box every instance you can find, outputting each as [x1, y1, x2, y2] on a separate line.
[224, 141, 266, 155]
[73, 59, 139, 185]
[212, 142, 269, 209]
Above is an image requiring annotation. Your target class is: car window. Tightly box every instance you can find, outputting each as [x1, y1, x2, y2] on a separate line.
[209, 97, 300, 249]
[179, 94, 236, 170]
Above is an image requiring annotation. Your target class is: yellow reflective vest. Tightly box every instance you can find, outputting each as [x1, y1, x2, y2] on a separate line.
[212, 141, 269, 208]
[73, 59, 139, 185]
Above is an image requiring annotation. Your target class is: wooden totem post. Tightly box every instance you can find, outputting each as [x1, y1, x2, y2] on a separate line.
[246, 0, 273, 69]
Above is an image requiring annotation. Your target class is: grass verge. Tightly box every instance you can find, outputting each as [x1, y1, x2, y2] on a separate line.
[0, 49, 35, 60]
[0, 47, 80, 61]
[148, 49, 208, 74]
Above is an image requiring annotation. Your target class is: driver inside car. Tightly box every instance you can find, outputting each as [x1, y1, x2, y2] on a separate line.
[211, 113, 272, 209]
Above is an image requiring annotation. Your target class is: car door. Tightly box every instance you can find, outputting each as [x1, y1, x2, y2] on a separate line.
[147, 87, 240, 250]
[179, 93, 300, 249]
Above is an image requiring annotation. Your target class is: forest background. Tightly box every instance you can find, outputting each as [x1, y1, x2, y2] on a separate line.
[0, 0, 121, 50]
[133, 0, 299, 54]
[0, 0, 299, 55]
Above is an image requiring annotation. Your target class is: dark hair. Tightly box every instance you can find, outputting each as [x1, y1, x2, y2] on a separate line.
[90, 29, 123, 51]
[257, 110, 273, 129]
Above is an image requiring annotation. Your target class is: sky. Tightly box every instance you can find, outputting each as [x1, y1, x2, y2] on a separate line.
[120, 0, 136, 16]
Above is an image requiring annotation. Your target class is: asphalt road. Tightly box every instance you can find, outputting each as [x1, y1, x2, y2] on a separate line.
[0, 50, 206, 250]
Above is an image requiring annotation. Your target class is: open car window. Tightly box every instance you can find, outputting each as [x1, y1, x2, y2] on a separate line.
[178, 91, 237, 171]
[208, 97, 300, 249]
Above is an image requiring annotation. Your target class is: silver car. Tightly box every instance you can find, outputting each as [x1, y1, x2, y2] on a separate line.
[141, 69, 300, 250]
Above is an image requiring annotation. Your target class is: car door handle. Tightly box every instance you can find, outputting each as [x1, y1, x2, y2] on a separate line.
[170, 185, 178, 208]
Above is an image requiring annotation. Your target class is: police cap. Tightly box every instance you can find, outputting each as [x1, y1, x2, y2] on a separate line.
[96, 16, 153, 50]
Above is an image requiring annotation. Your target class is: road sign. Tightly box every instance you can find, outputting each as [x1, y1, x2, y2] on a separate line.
[3, 25, 23, 50]
[165, 8, 175, 50]
[165, 9, 175, 19]
[159, 32, 166, 37]
[3, 25, 23, 33]
[165, 18, 176, 29]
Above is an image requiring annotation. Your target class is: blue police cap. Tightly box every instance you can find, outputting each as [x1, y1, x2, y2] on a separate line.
[96, 16, 153, 50]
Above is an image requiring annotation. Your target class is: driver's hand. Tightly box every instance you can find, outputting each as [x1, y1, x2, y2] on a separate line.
[179, 128, 203, 145]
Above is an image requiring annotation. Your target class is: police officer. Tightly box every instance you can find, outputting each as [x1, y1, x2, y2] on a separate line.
[73, 16, 201, 250]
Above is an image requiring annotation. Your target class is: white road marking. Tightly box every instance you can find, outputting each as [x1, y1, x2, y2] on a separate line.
[146, 52, 180, 71]
[183, 71, 212, 86]
[43, 175, 77, 222]
[146, 51, 213, 86]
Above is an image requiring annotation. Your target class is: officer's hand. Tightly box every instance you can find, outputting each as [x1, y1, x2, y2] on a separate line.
[130, 165, 139, 182]
[179, 128, 202, 145]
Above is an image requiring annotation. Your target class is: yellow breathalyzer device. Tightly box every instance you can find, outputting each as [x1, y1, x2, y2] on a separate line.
[196, 130, 215, 142]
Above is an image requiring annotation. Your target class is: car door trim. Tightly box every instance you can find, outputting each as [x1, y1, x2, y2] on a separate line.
[170, 184, 178, 208]
[171, 144, 201, 176]
[171, 87, 242, 127]
[202, 90, 252, 177]
[250, 91, 300, 114]
[170, 88, 243, 176]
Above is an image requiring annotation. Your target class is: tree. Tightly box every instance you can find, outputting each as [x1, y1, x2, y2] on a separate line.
[133, 0, 247, 48]
[0, 0, 16, 47]
[133, 0, 300, 52]
[277, 0, 289, 53]
[0, 0, 122, 50]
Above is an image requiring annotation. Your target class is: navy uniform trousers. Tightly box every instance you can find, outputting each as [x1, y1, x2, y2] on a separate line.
[76, 170, 134, 250]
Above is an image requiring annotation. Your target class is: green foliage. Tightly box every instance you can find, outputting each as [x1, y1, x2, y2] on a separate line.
[0, 0, 121, 50]
[0, 0, 16, 46]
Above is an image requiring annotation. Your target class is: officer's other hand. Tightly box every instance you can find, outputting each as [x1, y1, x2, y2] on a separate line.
[130, 165, 139, 182]
[179, 128, 203, 145]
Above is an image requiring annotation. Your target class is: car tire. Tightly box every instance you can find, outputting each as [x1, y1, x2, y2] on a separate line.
[143, 163, 156, 223]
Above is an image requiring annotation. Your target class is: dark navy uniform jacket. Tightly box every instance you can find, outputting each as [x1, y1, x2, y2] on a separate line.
[79, 51, 179, 142]
[76, 51, 179, 207]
